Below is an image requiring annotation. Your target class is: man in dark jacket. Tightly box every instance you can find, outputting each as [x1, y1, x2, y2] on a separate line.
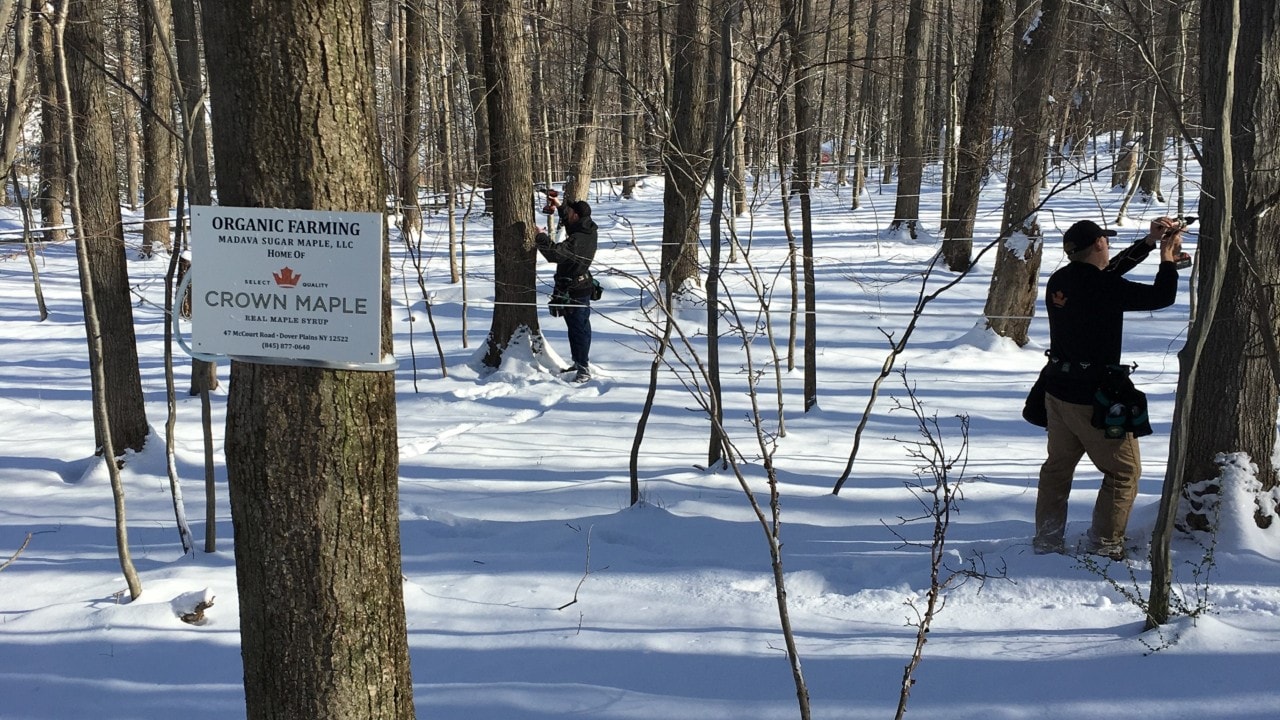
[1033, 217, 1184, 559]
[535, 196, 598, 382]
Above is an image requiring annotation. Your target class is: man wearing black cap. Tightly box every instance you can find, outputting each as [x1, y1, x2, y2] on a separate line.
[535, 196, 598, 382]
[1032, 217, 1184, 559]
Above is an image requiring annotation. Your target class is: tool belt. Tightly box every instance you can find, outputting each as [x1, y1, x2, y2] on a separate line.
[1043, 356, 1121, 379]
[1090, 364, 1152, 438]
[1024, 356, 1149, 438]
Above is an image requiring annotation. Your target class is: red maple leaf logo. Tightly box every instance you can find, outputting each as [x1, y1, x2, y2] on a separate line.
[273, 267, 301, 288]
[1050, 290, 1067, 308]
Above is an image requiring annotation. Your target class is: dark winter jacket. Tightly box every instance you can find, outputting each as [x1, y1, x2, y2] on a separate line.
[1042, 237, 1178, 404]
[535, 207, 598, 299]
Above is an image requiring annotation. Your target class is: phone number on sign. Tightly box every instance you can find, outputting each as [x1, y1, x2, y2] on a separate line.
[262, 342, 310, 351]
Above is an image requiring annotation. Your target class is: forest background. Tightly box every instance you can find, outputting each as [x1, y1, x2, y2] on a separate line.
[0, 0, 1277, 719]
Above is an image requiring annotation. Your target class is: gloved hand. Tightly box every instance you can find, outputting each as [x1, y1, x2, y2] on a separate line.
[535, 229, 551, 247]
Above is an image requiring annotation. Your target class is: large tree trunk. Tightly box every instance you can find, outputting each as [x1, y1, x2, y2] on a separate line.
[983, 0, 1067, 345]
[1149, 0, 1242, 629]
[942, 0, 1007, 271]
[138, 0, 177, 257]
[660, 0, 713, 292]
[1181, 0, 1280, 493]
[201, 1, 415, 717]
[480, 0, 540, 368]
[68, 0, 149, 454]
[888, 0, 933, 239]
[54, 0, 144, 601]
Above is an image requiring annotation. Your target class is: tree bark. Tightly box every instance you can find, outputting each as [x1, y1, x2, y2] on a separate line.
[172, 0, 209, 206]
[33, 0, 68, 243]
[171, 0, 217, 395]
[0, 0, 34, 177]
[68, 0, 150, 454]
[888, 0, 933, 239]
[201, 0, 416, 716]
[851, 0, 882, 210]
[54, 0, 145, 600]
[1149, 0, 1240, 629]
[399, 0, 426, 234]
[616, 0, 639, 198]
[455, 0, 492, 213]
[1180, 0, 1279, 493]
[115, 0, 141, 211]
[480, 0, 540, 368]
[138, 0, 177, 256]
[983, 0, 1067, 346]
[784, 0, 820, 411]
[434, 0, 459, 282]
[836, 3, 856, 189]
[941, 0, 1008, 271]
[563, 0, 613, 202]
[660, 0, 713, 292]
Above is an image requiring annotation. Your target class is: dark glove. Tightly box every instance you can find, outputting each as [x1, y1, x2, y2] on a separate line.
[535, 231, 551, 247]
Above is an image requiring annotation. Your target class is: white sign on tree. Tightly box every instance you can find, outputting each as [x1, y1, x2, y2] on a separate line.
[190, 206, 385, 366]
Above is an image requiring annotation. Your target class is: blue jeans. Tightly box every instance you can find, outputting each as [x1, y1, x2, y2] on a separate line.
[561, 298, 592, 370]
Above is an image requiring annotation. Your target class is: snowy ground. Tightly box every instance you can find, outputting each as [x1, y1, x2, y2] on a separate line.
[2, 157, 1279, 719]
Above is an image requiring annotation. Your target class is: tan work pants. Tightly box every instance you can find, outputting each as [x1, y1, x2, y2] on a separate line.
[1035, 393, 1141, 549]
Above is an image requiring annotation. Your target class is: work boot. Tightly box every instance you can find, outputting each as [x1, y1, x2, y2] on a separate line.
[572, 365, 591, 383]
[1085, 530, 1126, 561]
[1033, 538, 1065, 555]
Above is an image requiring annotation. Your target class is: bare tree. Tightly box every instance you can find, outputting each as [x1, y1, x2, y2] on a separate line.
[982, 0, 1067, 346]
[562, 0, 613, 201]
[0, 0, 34, 178]
[615, 0, 640, 198]
[170, 0, 217, 397]
[201, 0, 416, 715]
[54, 0, 144, 601]
[1148, 0, 1240, 629]
[784, 0, 821, 412]
[1176, 0, 1279, 493]
[1150, 1, 1280, 615]
[455, 0, 492, 215]
[67, 0, 150, 454]
[660, 0, 713, 292]
[33, 0, 68, 244]
[137, 0, 176, 256]
[399, 0, 426, 235]
[115, 0, 141, 210]
[888, 0, 934, 239]
[941, 0, 1008, 271]
[480, 0, 541, 368]
[850, 0, 883, 211]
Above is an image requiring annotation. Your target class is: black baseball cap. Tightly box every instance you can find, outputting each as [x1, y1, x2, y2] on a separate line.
[569, 200, 591, 218]
[1063, 220, 1116, 255]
